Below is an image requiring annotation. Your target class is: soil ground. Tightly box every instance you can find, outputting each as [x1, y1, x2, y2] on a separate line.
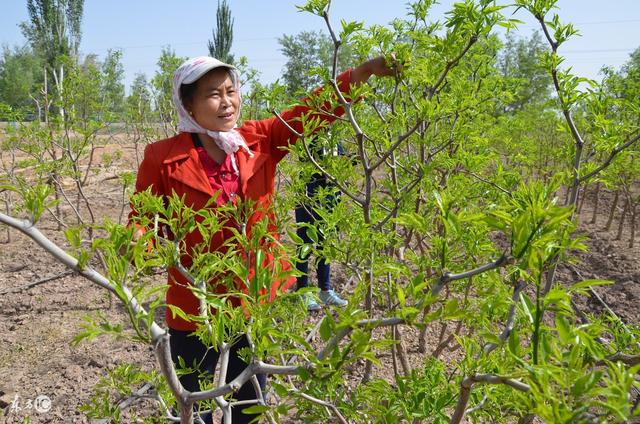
[0, 140, 638, 423]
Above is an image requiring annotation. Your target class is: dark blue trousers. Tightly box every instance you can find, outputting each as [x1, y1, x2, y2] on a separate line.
[295, 204, 331, 291]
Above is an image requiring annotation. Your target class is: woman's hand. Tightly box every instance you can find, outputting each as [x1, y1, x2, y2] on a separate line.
[351, 54, 400, 84]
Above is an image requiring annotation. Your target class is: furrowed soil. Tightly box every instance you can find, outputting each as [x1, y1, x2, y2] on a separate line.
[0, 137, 638, 423]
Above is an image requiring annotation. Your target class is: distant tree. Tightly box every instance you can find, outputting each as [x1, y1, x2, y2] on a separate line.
[608, 46, 640, 104]
[21, 0, 84, 64]
[278, 30, 356, 94]
[100, 49, 125, 122]
[20, 0, 85, 119]
[0, 45, 43, 114]
[57, 53, 102, 124]
[496, 32, 552, 112]
[151, 47, 186, 134]
[207, 0, 234, 64]
[127, 73, 152, 116]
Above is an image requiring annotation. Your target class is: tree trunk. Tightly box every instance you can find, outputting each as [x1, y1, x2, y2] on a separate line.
[590, 182, 601, 224]
[616, 195, 629, 241]
[577, 182, 588, 213]
[629, 201, 637, 248]
[43, 69, 63, 229]
[3, 193, 11, 243]
[605, 190, 619, 231]
[563, 184, 571, 205]
[394, 326, 411, 377]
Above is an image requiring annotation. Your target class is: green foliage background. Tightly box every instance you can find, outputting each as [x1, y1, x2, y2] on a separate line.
[1, 0, 639, 422]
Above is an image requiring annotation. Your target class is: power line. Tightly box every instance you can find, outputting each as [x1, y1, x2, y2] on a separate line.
[562, 48, 636, 54]
[570, 19, 640, 25]
[88, 36, 279, 52]
[84, 18, 640, 52]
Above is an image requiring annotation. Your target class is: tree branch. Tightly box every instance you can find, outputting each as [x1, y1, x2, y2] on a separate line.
[450, 374, 530, 424]
[483, 281, 526, 355]
[270, 109, 365, 206]
[431, 34, 478, 99]
[369, 119, 424, 171]
[594, 353, 640, 367]
[432, 254, 509, 297]
[291, 388, 349, 424]
[579, 132, 640, 183]
[0, 270, 73, 295]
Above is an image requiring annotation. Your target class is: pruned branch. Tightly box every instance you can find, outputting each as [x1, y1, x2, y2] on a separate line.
[189, 361, 301, 402]
[534, 15, 585, 149]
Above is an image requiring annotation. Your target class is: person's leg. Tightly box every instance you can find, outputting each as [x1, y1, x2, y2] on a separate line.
[225, 335, 267, 423]
[295, 205, 312, 289]
[169, 328, 219, 422]
[315, 218, 331, 291]
[295, 205, 321, 311]
[315, 192, 348, 307]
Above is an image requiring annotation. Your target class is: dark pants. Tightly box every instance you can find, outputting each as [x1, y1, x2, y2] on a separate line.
[295, 204, 331, 291]
[169, 328, 267, 424]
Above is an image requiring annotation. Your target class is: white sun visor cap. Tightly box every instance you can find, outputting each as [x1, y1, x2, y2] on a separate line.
[178, 56, 236, 85]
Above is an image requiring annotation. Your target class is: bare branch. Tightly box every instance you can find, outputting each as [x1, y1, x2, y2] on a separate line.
[369, 119, 424, 171]
[579, 133, 640, 183]
[483, 281, 527, 355]
[0, 270, 73, 295]
[433, 254, 508, 297]
[450, 374, 530, 424]
[431, 34, 479, 99]
[291, 388, 349, 424]
[594, 353, 640, 367]
[459, 169, 512, 196]
[321, 3, 340, 80]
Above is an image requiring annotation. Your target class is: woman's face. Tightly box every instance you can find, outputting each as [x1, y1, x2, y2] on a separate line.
[185, 68, 240, 132]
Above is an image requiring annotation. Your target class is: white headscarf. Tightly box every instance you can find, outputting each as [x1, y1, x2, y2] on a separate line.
[172, 56, 253, 174]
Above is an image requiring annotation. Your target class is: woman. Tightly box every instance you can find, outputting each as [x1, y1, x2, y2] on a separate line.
[131, 54, 395, 423]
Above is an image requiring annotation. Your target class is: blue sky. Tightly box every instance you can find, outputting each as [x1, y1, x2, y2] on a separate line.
[2, 1, 639, 91]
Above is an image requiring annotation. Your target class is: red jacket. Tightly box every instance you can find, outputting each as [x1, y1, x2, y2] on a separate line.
[132, 69, 352, 330]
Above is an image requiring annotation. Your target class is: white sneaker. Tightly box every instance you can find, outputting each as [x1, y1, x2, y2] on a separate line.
[302, 293, 321, 311]
[319, 290, 348, 307]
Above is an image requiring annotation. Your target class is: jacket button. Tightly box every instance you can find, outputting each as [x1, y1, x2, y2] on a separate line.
[230, 192, 235, 197]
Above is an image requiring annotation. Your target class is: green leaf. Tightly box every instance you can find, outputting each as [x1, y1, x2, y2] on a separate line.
[397, 286, 406, 307]
[240, 404, 270, 415]
[166, 305, 190, 322]
[508, 328, 520, 355]
[519, 293, 535, 324]
[571, 279, 613, 291]
[271, 382, 289, 398]
[572, 370, 603, 397]
[443, 299, 465, 320]
[555, 315, 572, 344]
[319, 316, 332, 342]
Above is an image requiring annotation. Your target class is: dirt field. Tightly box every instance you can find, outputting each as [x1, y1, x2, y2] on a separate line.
[0, 140, 638, 423]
